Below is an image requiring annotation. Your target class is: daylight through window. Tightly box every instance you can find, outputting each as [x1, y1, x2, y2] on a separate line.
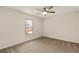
[25, 19, 32, 34]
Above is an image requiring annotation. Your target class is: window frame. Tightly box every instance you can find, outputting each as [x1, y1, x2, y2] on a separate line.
[24, 18, 33, 35]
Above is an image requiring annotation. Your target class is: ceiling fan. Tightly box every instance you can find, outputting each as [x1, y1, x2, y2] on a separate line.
[36, 6, 55, 16]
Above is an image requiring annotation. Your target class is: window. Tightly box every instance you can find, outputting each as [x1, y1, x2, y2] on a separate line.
[25, 19, 32, 34]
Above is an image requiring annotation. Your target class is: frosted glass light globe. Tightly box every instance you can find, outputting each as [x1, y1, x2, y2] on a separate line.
[42, 11, 47, 15]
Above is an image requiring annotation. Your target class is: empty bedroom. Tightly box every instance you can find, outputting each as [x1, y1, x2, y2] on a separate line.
[0, 6, 79, 53]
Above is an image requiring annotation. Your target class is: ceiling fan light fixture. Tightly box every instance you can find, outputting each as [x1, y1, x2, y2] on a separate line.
[36, 6, 55, 16]
[42, 11, 47, 15]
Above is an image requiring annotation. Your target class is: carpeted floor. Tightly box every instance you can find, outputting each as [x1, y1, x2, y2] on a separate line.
[0, 37, 79, 53]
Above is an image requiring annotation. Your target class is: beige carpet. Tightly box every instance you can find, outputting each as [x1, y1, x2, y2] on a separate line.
[0, 37, 79, 53]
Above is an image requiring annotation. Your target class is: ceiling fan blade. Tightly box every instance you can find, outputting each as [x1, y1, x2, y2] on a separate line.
[36, 12, 42, 15]
[48, 6, 53, 10]
[48, 11, 55, 13]
[36, 8, 42, 11]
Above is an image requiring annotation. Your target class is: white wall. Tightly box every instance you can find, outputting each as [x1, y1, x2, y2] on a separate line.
[43, 12, 79, 43]
[0, 7, 42, 49]
[1, 6, 79, 50]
